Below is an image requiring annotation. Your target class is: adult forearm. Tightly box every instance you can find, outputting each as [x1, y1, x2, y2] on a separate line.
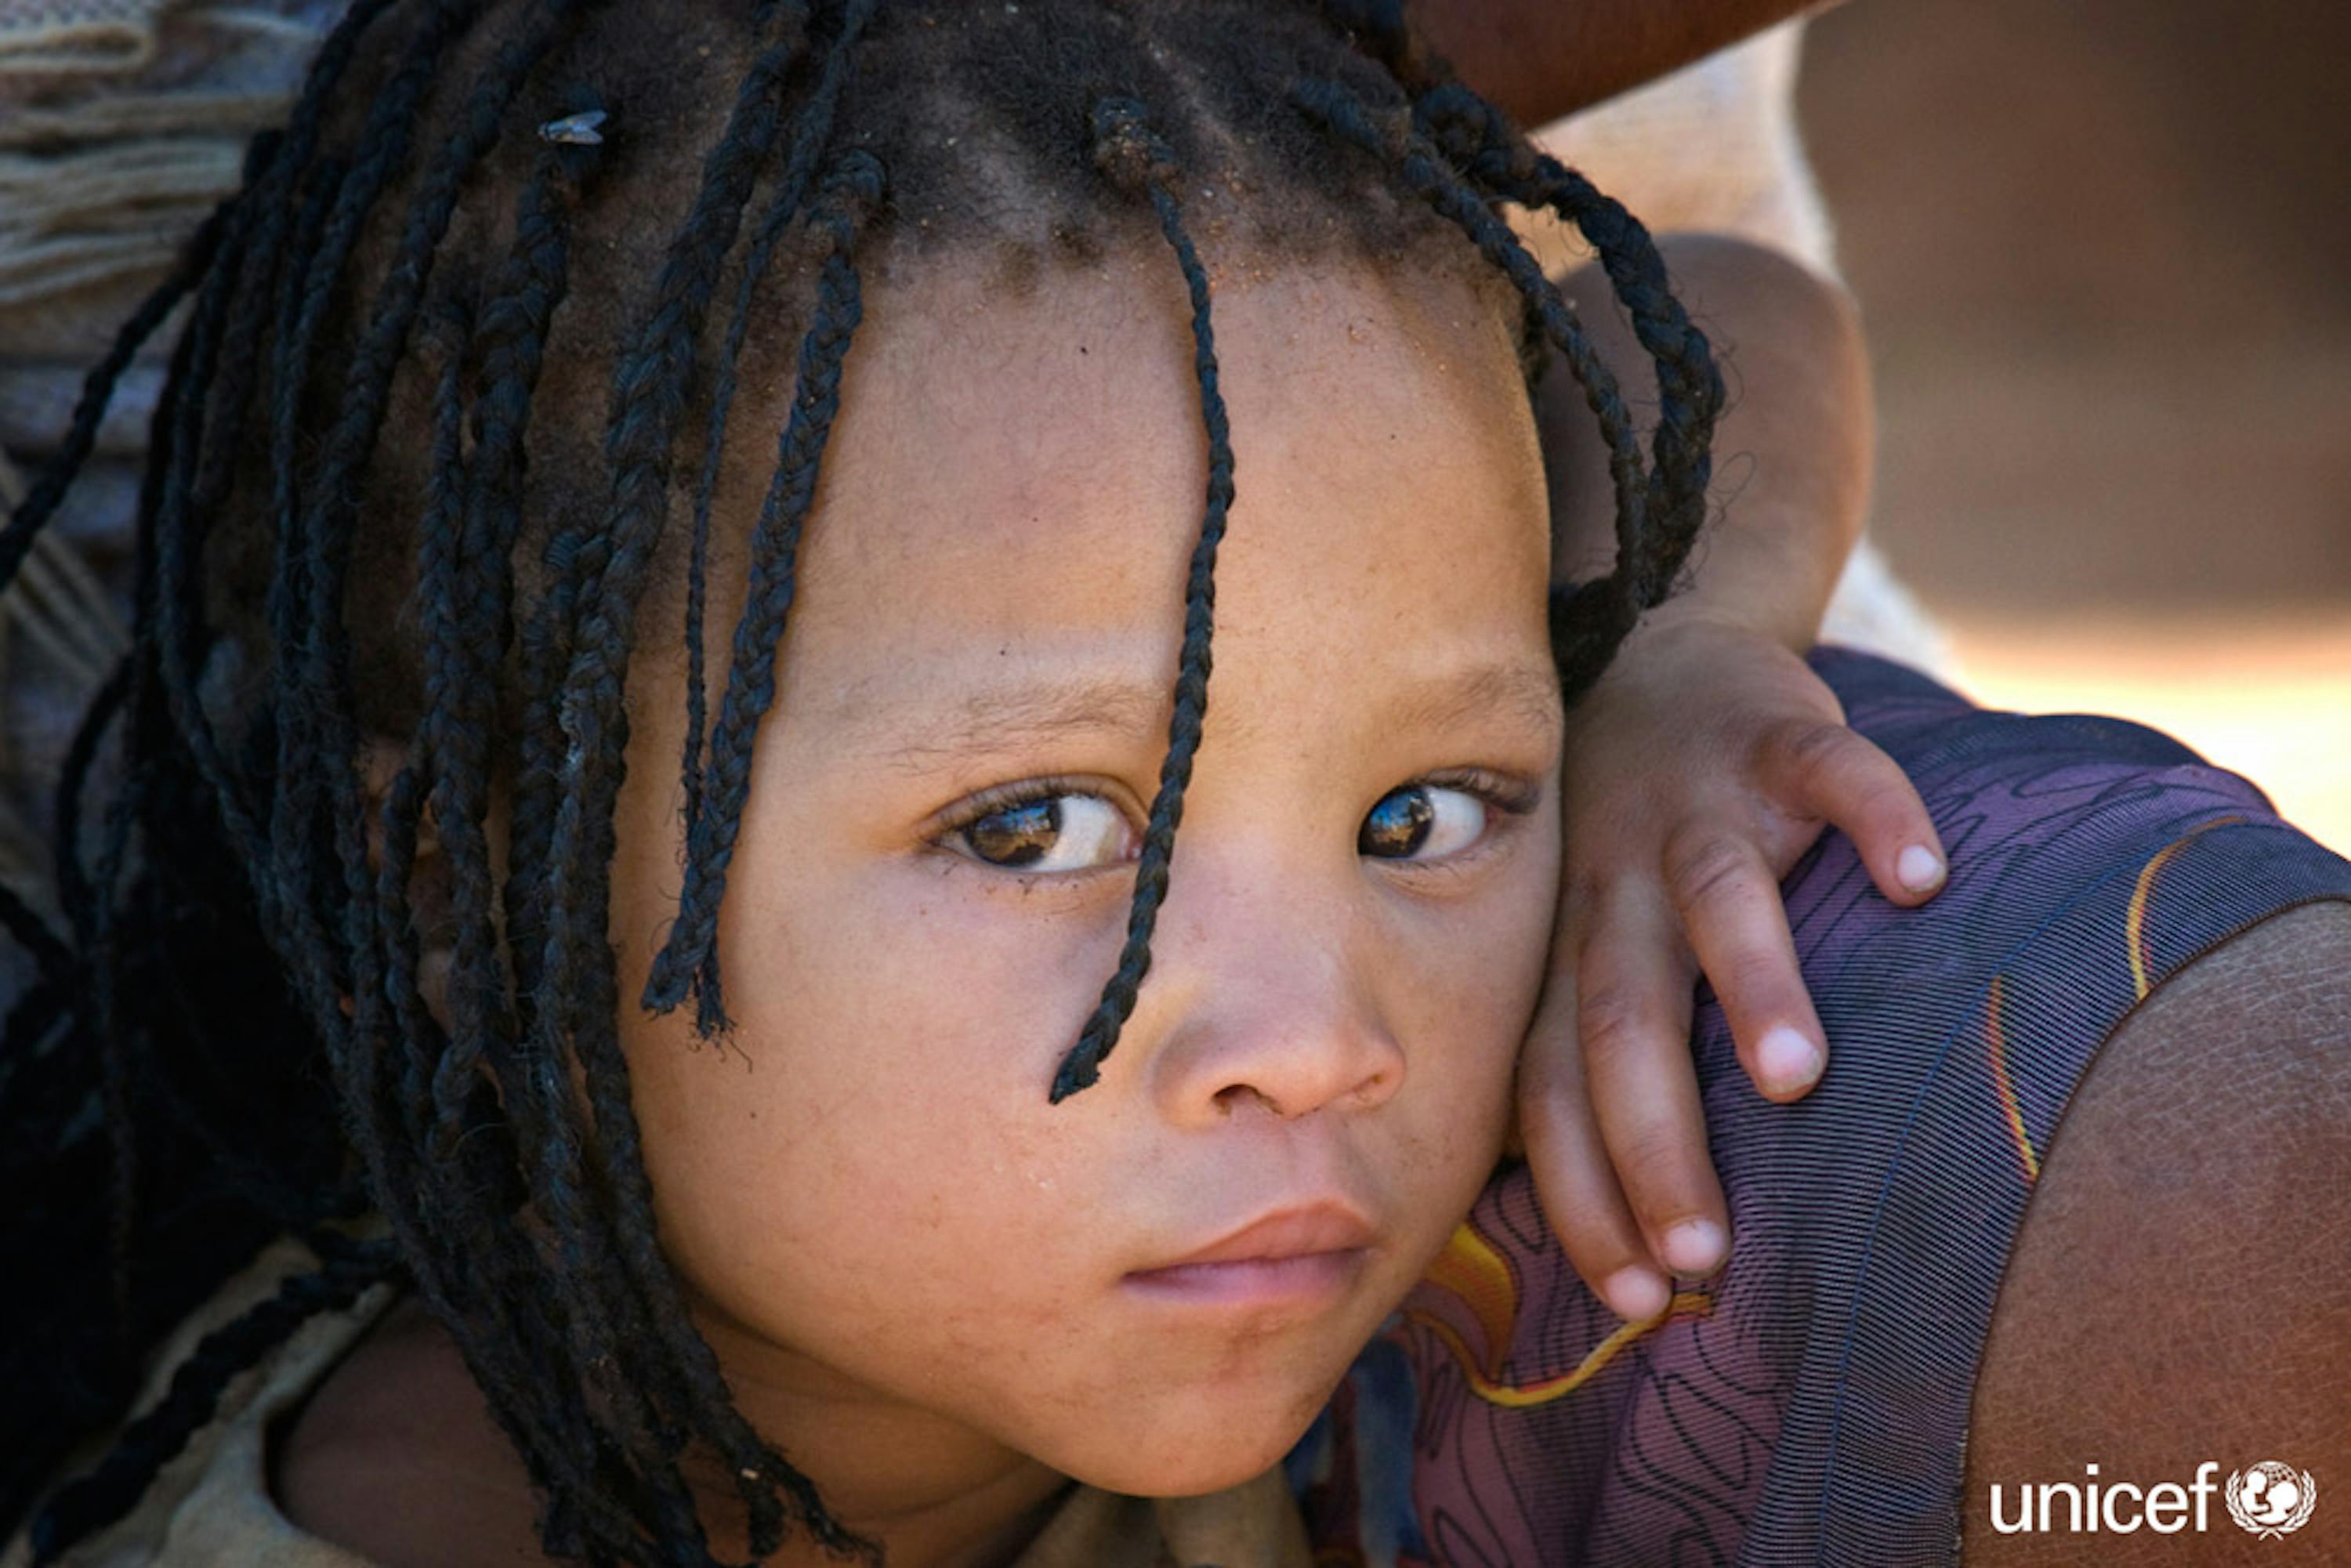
[1411, 0, 1840, 128]
[1540, 234, 1873, 654]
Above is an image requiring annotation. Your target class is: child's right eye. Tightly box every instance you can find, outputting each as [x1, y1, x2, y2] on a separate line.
[941, 788, 1139, 873]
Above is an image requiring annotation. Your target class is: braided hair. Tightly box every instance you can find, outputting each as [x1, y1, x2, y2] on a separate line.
[0, 1, 1722, 1562]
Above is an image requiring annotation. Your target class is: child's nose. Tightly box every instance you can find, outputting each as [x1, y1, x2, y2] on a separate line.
[1140, 878, 1407, 1128]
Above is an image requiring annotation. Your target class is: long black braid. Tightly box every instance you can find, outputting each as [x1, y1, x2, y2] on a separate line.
[644, 38, 884, 1034]
[1044, 96, 1238, 1102]
[3, 3, 1722, 1563]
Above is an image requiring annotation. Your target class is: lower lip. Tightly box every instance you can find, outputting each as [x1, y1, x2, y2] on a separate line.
[1121, 1249, 1368, 1310]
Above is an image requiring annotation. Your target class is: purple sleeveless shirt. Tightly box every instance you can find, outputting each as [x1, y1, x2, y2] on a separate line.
[1289, 643, 2351, 1567]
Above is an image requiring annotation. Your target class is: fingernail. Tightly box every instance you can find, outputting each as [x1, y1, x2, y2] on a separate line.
[1757, 1025, 1824, 1095]
[1898, 843, 1947, 892]
[1599, 1266, 1671, 1321]
[1659, 1218, 1726, 1276]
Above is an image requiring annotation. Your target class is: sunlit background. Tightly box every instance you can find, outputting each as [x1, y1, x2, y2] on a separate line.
[1801, 0, 2350, 853]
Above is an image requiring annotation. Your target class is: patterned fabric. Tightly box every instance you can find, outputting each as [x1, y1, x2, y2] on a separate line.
[1291, 643, 2351, 1567]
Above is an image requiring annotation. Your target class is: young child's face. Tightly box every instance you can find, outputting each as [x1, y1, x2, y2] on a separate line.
[605, 251, 1560, 1499]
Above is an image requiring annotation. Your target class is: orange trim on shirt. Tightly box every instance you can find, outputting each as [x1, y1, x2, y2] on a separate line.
[2125, 814, 2247, 998]
[1983, 974, 2039, 1186]
[1405, 1289, 1713, 1410]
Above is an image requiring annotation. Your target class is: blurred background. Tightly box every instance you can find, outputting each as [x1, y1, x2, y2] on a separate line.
[1799, 0, 2351, 852]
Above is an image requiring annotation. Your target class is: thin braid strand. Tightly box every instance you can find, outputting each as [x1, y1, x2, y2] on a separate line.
[1049, 96, 1237, 1103]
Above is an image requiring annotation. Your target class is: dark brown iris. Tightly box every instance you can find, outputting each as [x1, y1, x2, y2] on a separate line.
[965, 798, 1060, 867]
[1359, 786, 1433, 858]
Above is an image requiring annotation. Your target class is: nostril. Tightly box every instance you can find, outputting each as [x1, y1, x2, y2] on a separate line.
[1214, 1082, 1291, 1118]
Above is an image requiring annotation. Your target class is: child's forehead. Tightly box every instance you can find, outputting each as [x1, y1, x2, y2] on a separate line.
[824, 245, 1524, 455]
[734, 249, 1534, 577]
[620, 241, 1541, 730]
[715, 248, 1549, 685]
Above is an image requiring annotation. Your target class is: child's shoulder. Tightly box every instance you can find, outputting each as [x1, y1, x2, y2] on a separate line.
[10, 1240, 396, 1567]
[270, 1295, 546, 1567]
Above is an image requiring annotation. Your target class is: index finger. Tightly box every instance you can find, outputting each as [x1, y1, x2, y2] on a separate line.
[1759, 719, 1948, 904]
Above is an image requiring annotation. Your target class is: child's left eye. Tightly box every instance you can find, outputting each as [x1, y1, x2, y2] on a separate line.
[1359, 784, 1491, 860]
[943, 791, 1138, 872]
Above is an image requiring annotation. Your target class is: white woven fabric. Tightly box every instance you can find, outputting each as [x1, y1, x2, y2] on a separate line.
[0, 0, 170, 73]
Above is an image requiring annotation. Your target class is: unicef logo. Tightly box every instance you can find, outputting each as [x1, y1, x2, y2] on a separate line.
[2226, 1461, 2317, 1538]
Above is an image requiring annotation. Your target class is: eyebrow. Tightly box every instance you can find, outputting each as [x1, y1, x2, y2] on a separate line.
[1390, 659, 1563, 744]
[870, 675, 1170, 773]
[842, 657, 1563, 774]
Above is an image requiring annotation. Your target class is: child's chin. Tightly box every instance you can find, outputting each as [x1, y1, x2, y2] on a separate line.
[1045, 1385, 1331, 1500]
[1077, 1446, 1297, 1501]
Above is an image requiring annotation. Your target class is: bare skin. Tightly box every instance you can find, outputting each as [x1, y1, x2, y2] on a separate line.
[1961, 898, 2351, 1563]
[263, 57, 2351, 1568]
[1515, 230, 2351, 1555]
[277, 253, 1562, 1566]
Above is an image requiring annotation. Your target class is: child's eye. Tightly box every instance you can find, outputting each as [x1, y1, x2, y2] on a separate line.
[1358, 770, 1541, 863]
[943, 789, 1138, 872]
[1359, 783, 1490, 860]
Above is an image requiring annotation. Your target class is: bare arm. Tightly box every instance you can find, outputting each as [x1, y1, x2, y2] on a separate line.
[1411, 0, 1842, 128]
[1962, 899, 2351, 1563]
[1540, 232, 1874, 654]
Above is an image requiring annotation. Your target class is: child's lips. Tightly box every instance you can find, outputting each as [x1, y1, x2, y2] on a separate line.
[1121, 1202, 1376, 1312]
[1119, 1250, 1369, 1311]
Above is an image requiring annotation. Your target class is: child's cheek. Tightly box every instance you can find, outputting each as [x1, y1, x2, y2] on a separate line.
[614, 849, 1131, 1353]
[1388, 812, 1561, 1069]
